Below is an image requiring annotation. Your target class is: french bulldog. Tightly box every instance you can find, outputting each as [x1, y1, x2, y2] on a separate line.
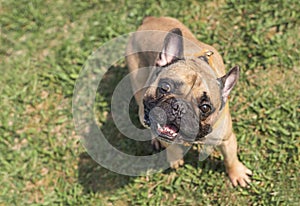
[126, 16, 252, 187]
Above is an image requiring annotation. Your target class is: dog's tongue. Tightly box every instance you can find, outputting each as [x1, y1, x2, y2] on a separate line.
[157, 124, 178, 138]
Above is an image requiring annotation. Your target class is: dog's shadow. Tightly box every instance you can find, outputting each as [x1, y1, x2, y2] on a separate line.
[77, 64, 154, 193]
[77, 64, 225, 194]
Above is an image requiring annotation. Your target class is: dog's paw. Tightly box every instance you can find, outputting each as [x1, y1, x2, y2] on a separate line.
[227, 161, 252, 187]
[170, 159, 184, 169]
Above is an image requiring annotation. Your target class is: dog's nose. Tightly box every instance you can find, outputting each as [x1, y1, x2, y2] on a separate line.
[172, 101, 187, 116]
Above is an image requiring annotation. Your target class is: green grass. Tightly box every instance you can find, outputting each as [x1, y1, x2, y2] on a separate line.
[0, 0, 299, 205]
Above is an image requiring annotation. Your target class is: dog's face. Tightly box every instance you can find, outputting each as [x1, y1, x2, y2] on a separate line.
[141, 28, 239, 144]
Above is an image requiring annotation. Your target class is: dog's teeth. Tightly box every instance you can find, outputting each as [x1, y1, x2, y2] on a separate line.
[156, 124, 178, 139]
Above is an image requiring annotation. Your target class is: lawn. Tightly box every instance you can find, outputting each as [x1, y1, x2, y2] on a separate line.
[0, 0, 299, 205]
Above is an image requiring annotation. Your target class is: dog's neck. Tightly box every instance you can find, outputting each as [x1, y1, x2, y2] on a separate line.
[186, 49, 215, 69]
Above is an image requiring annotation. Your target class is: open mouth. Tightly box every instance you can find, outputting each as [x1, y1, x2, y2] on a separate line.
[156, 123, 179, 140]
[153, 121, 203, 145]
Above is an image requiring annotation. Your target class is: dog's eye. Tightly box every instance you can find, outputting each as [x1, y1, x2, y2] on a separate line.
[199, 104, 211, 114]
[159, 82, 171, 94]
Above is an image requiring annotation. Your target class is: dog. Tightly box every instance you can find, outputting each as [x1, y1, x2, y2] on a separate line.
[126, 16, 252, 187]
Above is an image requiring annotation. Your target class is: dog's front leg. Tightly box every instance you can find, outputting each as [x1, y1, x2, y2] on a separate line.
[166, 144, 185, 169]
[219, 132, 252, 187]
[151, 139, 184, 169]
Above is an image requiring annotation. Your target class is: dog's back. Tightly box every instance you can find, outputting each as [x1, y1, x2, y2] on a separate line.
[126, 16, 225, 77]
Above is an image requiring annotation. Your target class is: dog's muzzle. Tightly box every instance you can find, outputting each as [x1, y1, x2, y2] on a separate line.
[144, 98, 202, 143]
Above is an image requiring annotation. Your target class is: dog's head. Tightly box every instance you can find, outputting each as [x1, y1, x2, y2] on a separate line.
[142, 28, 239, 144]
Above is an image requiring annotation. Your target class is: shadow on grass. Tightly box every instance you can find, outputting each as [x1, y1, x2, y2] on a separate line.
[77, 64, 154, 193]
[78, 152, 131, 193]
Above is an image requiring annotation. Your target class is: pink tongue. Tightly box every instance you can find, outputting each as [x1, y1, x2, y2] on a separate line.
[158, 124, 178, 138]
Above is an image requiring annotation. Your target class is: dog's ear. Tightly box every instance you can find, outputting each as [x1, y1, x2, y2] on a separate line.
[218, 66, 240, 105]
[156, 28, 184, 67]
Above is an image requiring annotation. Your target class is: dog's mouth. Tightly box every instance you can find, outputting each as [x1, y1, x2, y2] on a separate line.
[149, 117, 199, 144]
[144, 112, 182, 143]
[144, 98, 208, 144]
[156, 123, 179, 140]
[153, 121, 198, 144]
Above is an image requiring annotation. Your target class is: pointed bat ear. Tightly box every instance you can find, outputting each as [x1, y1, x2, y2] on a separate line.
[218, 66, 240, 105]
[156, 28, 184, 67]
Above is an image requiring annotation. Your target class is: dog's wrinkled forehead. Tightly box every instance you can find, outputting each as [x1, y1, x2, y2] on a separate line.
[156, 58, 216, 79]
[151, 59, 221, 101]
